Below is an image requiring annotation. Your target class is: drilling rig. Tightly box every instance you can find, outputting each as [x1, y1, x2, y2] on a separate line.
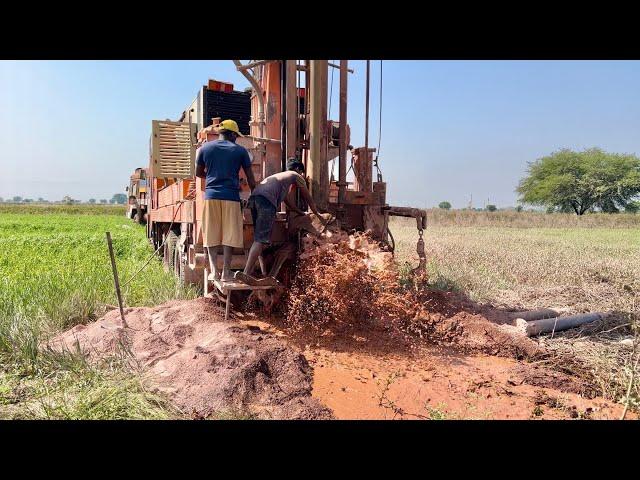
[144, 60, 426, 310]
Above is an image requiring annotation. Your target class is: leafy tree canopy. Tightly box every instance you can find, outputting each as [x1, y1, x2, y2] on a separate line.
[111, 193, 127, 205]
[517, 148, 640, 215]
[438, 201, 452, 210]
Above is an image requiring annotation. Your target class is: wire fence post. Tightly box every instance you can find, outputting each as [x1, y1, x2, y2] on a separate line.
[106, 231, 127, 328]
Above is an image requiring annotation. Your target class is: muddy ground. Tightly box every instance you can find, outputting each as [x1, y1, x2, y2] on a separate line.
[52, 293, 629, 420]
[50, 230, 633, 420]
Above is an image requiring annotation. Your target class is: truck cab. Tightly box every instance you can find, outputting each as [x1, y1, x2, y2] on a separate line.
[126, 167, 149, 224]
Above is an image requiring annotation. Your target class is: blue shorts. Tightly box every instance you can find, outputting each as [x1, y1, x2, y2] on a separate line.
[248, 195, 277, 244]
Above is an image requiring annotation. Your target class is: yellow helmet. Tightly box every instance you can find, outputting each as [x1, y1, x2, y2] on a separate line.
[217, 119, 244, 137]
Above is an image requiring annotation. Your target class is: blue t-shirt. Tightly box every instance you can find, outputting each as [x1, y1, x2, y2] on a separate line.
[196, 139, 252, 201]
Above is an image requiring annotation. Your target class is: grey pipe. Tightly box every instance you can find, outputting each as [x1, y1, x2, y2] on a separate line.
[523, 313, 604, 337]
[508, 308, 559, 322]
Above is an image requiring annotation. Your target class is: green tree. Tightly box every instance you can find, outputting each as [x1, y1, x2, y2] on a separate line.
[100, 199, 107, 204]
[438, 201, 452, 210]
[515, 205, 523, 212]
[517, 148, 640, 215]
[486, 204, 497, 212]
[111, 193, 127, 205]
[12, 196, 22, 203]
[625, 200, 640, 213]
[88, 198, 96, 204]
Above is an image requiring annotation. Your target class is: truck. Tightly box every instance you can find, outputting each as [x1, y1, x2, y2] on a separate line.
[126, 167, 149, 224]
[141, 61, 426, 304]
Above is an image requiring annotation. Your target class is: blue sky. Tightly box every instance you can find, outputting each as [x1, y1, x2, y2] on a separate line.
[1, 60, 640, 208]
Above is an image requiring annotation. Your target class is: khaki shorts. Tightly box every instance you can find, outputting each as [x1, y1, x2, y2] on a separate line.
[202, 199, 243, 248]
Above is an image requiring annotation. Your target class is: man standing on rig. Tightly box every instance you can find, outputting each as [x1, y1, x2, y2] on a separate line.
[235, 158, 326, 286]
[195, 119, 256, 283]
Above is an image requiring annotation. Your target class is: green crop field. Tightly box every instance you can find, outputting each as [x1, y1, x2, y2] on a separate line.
[0, 204, 196, 419]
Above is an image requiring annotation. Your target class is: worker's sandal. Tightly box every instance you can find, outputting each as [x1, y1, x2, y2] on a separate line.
[234, 271, 259, 286]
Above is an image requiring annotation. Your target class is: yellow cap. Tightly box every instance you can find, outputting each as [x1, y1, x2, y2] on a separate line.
[216, 119, 244, 137]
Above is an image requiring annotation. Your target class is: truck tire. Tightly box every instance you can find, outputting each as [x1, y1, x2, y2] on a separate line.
[173, 242, 182, 279]
[134, 201, 142, 223]
[164, 231, 178, 272]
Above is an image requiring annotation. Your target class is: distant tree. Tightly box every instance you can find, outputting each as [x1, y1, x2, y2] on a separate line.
[625, 200, 640, 213]
[88, 198, 96, 204]
[546, 206, 556, 214]
[111, 193, 127, 205]
[515, 205, 523, 212]
[100, 199, 107, 204]
[12, 196, 22, 203]
[37, 197, 45, 203]
[486, 204, 497, 212]
[62, 195, 74, 205]
[517, 148, 640, 215]
[0, 197, 3, 203]
[23, 198, 33, 203]
[438, 201, 452, 210]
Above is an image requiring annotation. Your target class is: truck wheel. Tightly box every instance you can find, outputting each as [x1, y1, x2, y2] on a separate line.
[173, 243, 182, 280]
[164, 231, 178, 272]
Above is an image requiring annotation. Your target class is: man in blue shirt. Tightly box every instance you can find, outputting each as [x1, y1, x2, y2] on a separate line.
[195, 119, 256, 282]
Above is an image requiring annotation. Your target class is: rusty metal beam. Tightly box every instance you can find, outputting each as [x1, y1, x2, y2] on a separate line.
[364, 60, 370, 162]
[308, 60, 329, 209]
[235, 59, 274, 71]
[285, 60, 297, 160]
[337, 60, 348, 208]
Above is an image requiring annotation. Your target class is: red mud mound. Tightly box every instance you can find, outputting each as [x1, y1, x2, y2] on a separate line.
[286, 232, 541, 360]
[51, 297, 333, 420]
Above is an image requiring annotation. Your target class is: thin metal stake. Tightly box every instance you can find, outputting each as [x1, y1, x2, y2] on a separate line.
[106, 232, 128, 328]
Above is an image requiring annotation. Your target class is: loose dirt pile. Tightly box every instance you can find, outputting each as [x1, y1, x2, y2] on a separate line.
[51, 298, 333, 420]
[286, 231, 541, 359]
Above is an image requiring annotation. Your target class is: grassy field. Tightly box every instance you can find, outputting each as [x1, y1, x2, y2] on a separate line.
[390, 211, 640, 411]
[0, 204, 195, 419]
[390, 211, 639, 314]
[2, 204, 638, 417]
